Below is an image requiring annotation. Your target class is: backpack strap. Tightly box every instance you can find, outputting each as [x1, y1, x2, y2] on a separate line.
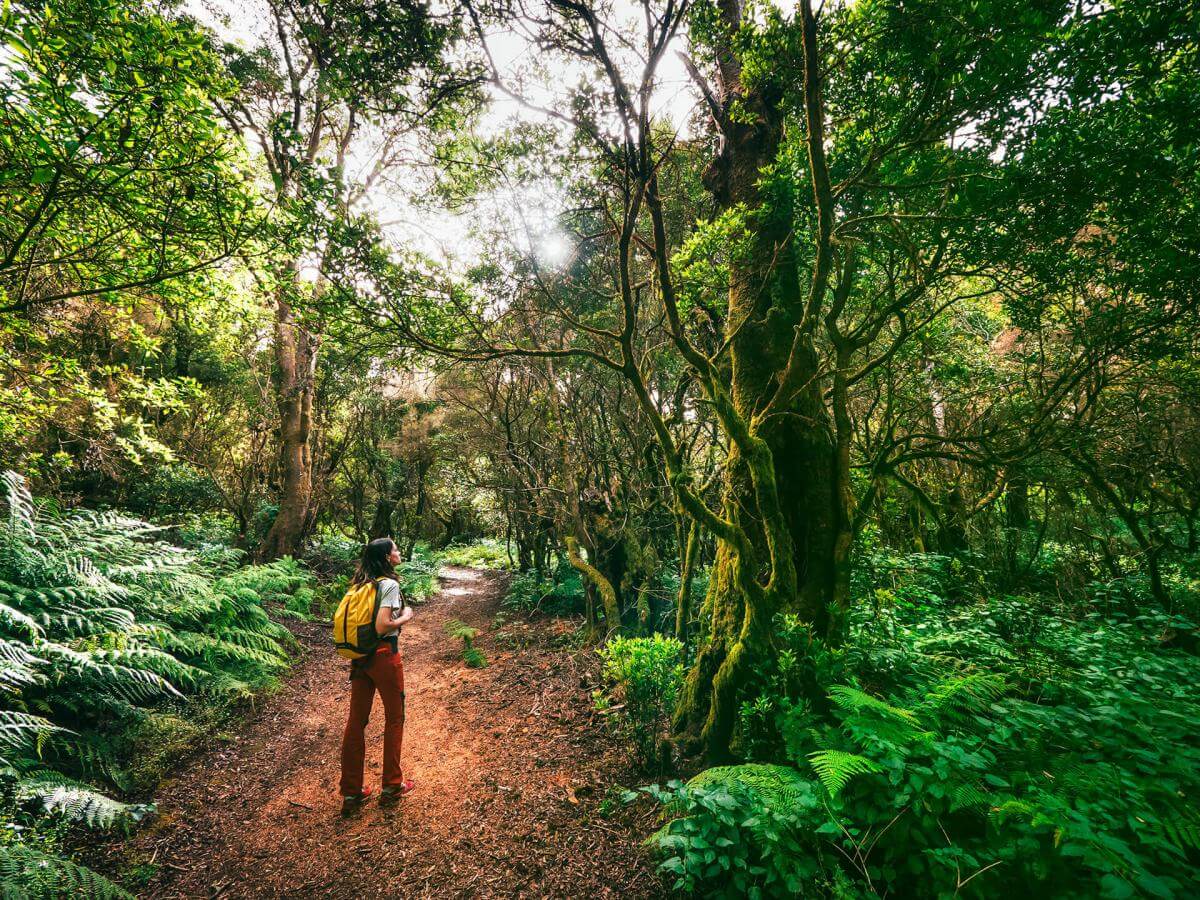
[370, 576, 387, 634]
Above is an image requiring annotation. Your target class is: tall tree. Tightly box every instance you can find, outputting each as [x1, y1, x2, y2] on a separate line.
[217, 0, 463, 559]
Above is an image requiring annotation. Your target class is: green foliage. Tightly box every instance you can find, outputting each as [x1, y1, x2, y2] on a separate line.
[0, 472, 307, 894]
[806, 751, 883, 799]
[443, 618, 487, 668]
[635, 772, 828, 897]
[647, 556, 1200, 897]
[171, 513, 240, 552]
[440, 539, 515, 570]
[503, 563, 585, 617]
[0, 844, 134, 899]
[596, 635, 683, 773]
[398, 543, 442, 603]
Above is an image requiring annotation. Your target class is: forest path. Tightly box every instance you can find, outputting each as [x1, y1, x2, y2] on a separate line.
[101, 567, 663, 899]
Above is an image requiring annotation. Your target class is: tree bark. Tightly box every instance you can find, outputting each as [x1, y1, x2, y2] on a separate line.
[259, 283, 318, 560]
[670, 2, 838, 760]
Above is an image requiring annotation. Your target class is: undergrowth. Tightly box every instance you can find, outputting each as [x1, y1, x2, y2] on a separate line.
[440, 538, 515, 570]
[0, 472, 309, 896]
[637, 550, 1200, 898]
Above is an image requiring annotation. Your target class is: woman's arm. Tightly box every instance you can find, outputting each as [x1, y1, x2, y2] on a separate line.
[375, 601, 412, 633]
[374, 581, 413, 634]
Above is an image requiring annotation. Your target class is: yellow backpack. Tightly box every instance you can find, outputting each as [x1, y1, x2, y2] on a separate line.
[332, 577, 386, 660]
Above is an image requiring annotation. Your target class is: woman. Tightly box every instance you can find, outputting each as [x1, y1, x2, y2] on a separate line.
[339, 537, 415, 814]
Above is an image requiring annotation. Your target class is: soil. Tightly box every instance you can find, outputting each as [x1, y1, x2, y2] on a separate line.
[94, 567, 668, 899]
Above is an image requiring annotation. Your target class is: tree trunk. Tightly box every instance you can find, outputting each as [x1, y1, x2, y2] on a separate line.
[260, 286, 318, 560]
[675, 518, 700, 645]
[670, 88, 838, 761]
[369, 496, 395, 540]
[1004, 475, 1029, 578]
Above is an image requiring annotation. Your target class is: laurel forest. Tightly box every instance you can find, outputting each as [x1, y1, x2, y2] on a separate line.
[1, 0, 1197, 896]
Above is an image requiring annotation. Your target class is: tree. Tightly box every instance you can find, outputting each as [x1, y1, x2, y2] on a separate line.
[215, 0, 466, 559]
[0, 0, 258, 315]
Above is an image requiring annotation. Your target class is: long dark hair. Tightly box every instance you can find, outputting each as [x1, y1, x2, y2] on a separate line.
[352, 537, 397, 586]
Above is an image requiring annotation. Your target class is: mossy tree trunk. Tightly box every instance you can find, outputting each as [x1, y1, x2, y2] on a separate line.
[656, 0, 841, 762]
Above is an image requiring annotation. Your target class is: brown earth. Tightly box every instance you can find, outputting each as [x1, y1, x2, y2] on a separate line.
[95, 567, 667, 899]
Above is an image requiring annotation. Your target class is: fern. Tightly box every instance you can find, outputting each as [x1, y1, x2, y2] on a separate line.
[13, 771, 154, 828]
[443, 619, 478, 642]
[808, 749, 884, 797]
[444, 619, 487, 667]
[0, 845, 134, 899]
[686, 763, 814, 809]
[918, 673, 1006, 720]
[0, 471, 310, 891]
[462, 646, 489, 668]
[829, 685, 921, 724]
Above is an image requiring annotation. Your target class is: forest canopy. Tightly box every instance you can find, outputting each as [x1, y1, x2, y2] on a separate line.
[1, 0, 1198, 896]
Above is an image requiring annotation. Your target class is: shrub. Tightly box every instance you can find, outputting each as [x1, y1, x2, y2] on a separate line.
[397, 542, 441, 602]
[643, 567, 1200, 898]
[503, 564, 584, 617]
[304, 531, 360, 580]
[170, 511, 239, 551]
[0, 471, 307, 894]
[636, 766, 831, 897]
[596, 635, 684, 773]
[440, 538, 514, 570]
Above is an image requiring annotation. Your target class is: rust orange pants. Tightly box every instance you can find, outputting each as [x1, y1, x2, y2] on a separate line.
[339, 644, 405, 796]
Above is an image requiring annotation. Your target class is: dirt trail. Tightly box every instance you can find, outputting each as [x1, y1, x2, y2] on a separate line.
[100, 567, 664, 898]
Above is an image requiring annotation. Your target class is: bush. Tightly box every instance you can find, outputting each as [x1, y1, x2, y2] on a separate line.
[304, 531, 360, 580]
[0, 471, 307, 894]
[503, 564, 585, 617]
[397, 542, 441, 602]
[636, 766, 833, 897]
[596, 635, 684, 773]
[440, 538, 514, 570]
[164, 511, 240, 551]
[643, 559, 1200, 898]
[122, 462, 223, 521]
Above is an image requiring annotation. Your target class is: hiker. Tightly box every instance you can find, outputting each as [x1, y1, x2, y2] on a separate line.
[337, 537, 416, 813]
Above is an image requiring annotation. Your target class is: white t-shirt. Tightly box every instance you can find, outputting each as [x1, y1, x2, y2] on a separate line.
[378, 578, 404, 639]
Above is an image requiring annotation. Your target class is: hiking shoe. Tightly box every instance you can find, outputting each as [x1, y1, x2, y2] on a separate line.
[341, 786, 374, 816]
[379, 780, 415, 805]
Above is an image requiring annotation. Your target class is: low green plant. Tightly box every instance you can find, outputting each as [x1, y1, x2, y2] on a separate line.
[596, 635, 683, 773]
[444, 618, 488, 668]
[0, 471, 308, 895]
[170, 511, 239, 551]
[642, 564, 1200, 898]
[440, 538, 515, 570]
[633, 767, 829, 896]
[398, 542, 441, 602]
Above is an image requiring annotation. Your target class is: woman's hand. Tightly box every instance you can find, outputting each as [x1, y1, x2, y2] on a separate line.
[395, 606, 415, 626]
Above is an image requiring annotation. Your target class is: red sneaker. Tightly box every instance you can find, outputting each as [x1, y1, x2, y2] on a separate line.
[380, 780, 415, 805]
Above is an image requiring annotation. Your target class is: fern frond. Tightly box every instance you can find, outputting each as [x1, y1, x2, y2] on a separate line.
[0, 638, 47, 692]
[462, 646, 488, 668]
[0, 710, 69, 759]
[1, 471, 37, 535]
[0, 844, 134, 899]
[1152, 800, 1200, 852]
[0, 601, 41, 639]
[808, 749, 884, 797]
[686, 763, 816, 810]
[444, 619, 478, 641]
[14, 772, 153, 829]
[919, 673, 1006, 719]
[949, 781, 991, 812]
[829, 685, 920, 723]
